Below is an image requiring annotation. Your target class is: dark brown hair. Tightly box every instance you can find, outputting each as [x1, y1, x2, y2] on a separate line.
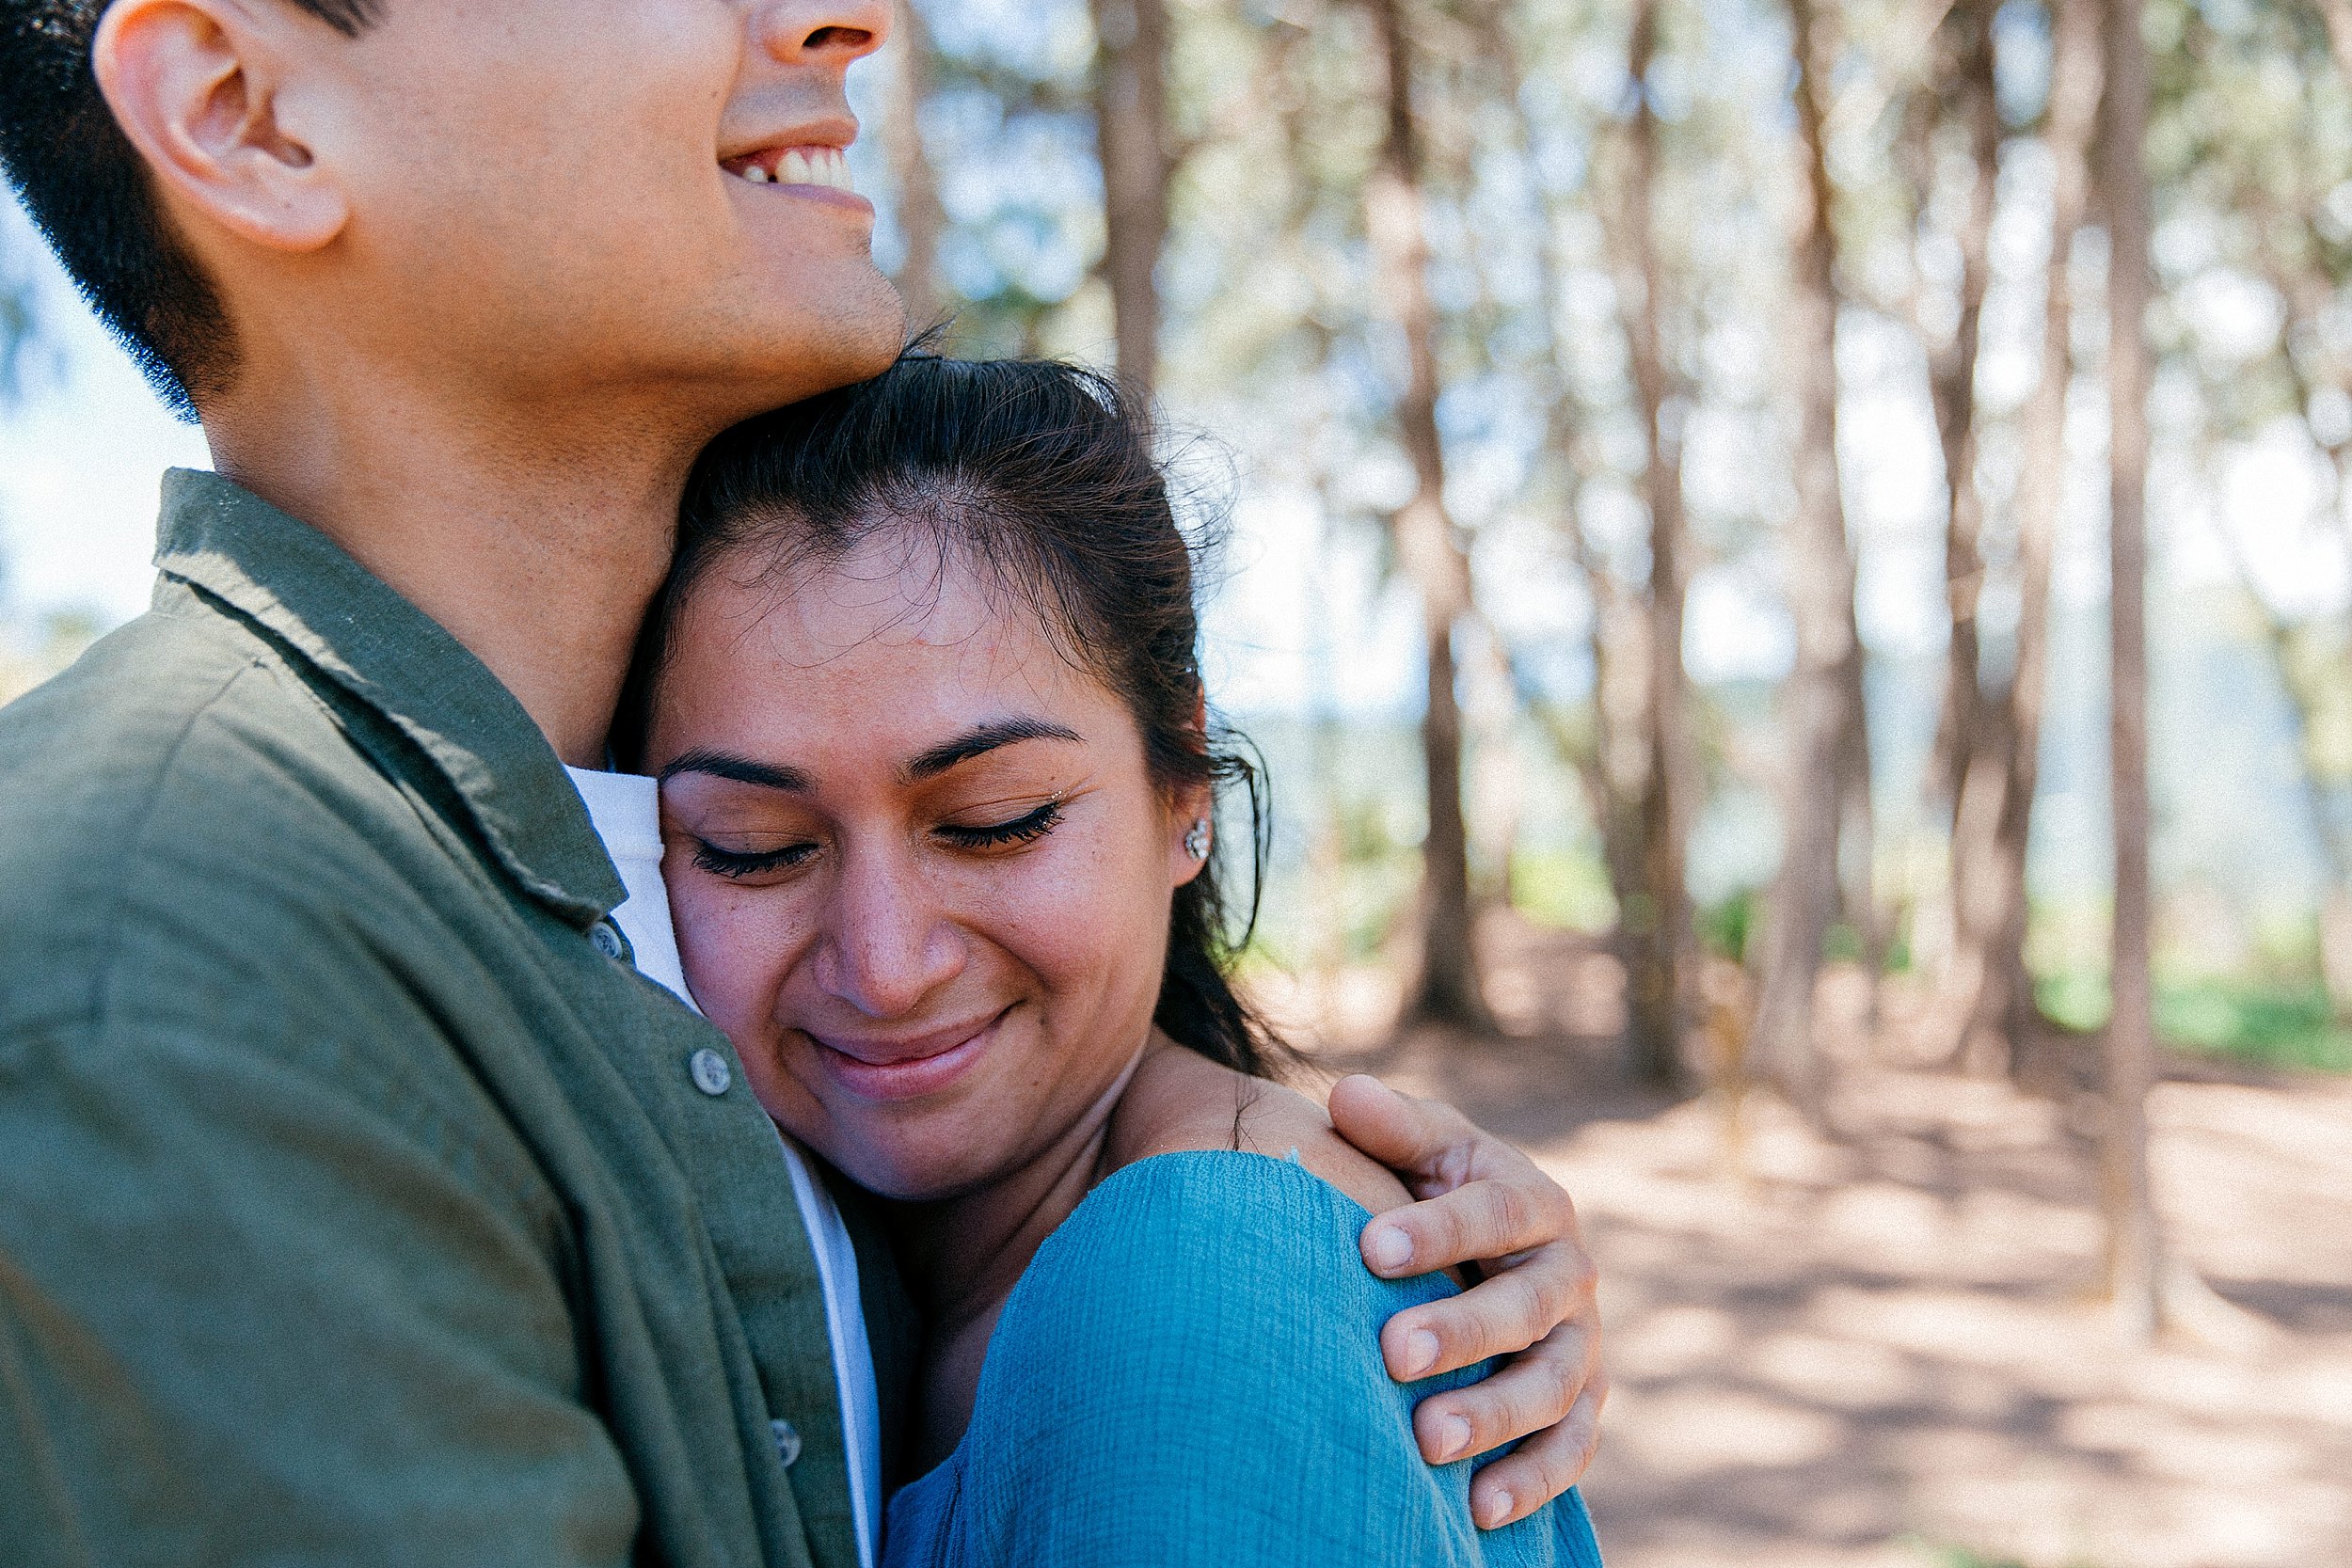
[626, 349, 1286, 1079]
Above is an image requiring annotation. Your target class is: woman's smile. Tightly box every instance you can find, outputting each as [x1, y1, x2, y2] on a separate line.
[800, 1006, 1012, 1101]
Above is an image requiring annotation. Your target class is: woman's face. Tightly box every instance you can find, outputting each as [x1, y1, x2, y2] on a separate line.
[644, 525, 1208, 1200]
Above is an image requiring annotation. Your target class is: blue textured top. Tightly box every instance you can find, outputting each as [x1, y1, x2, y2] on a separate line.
[881, 1150, 1604, 1567]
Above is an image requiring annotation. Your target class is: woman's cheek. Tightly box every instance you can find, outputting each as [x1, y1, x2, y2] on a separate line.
[988, 833, 1136, 987]
[1003, 827, 1176, 1041]
[671, 882, 801, 1092]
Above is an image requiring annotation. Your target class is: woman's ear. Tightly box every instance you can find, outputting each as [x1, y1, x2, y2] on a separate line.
[95, 0, 351, 256]
[1168, 781, 1215, 890]
[1169, 692, 1217, 889]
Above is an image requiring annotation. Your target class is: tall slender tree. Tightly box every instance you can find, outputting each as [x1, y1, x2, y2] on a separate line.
[2317, 0, 2352, 87]
[1473, 0, 1682, 1081]
[1090, 0, 1172, 400]
[1597, 0, 1699, 1085]
[884, 0, 950, 330]
[2101, 0, 2163, 1338]
[1940, 0, 2103, 1073]
[1756, 0, 1872, 1115]
[1359, 0, 1490, 1027]
[1922, 0, 2001, 825]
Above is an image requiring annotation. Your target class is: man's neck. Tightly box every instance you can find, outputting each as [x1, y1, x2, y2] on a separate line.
[205, 372, 709, 767]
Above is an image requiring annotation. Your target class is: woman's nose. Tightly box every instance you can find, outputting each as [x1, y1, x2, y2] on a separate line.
[811, 845, 966, 1019]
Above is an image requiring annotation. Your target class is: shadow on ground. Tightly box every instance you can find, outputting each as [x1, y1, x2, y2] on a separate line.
[1250, 913, 2352, 1568]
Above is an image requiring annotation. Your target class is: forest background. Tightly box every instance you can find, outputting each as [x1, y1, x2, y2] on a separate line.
[5, 0, 2352, 1561]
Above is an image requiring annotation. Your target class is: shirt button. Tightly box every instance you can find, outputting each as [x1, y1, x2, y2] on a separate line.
[689, 1048, 734, 1098]
[771, 1418, 802, 1468]
[590, 921, 626, 960]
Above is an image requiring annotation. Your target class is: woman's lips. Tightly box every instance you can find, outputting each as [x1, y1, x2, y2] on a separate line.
[804, 1012, 1005, 1101]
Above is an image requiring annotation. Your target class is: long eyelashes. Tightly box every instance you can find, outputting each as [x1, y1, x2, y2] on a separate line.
[692, 840, 819, 879]
[934, 799, 1064, 850]
[690, 800, 1067, 880]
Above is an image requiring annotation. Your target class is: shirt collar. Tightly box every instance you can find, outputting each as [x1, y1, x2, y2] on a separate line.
[152, 467, 626, 927]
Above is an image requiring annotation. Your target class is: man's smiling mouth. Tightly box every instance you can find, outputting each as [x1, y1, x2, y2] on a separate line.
[723, 144, 856, 194]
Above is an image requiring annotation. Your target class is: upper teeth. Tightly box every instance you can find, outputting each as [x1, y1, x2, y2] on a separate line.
[737, 146, 854, 193]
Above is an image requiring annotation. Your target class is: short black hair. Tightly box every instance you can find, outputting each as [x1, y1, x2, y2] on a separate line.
[0, 0, 377, 415]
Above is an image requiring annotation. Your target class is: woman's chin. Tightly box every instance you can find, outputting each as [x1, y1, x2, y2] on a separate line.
[821, 1135, 1011, 1206]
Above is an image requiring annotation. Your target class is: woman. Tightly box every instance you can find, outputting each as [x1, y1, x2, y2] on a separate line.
[629, 353, 1603, 1566]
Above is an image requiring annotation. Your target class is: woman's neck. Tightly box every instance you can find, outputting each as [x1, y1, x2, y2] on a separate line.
[888, 1045, 1149, 1470]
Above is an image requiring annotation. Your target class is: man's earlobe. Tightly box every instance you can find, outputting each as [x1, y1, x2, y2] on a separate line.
[94, 0, 349, 255]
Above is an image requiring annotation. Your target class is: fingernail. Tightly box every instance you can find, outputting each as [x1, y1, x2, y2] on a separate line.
[1370, 1225, 1413, 1271]
[1403, 1328, 1440, 1377]
[1435, 1413, 1470, 1460]
[1479, 1491, 1514, 1528]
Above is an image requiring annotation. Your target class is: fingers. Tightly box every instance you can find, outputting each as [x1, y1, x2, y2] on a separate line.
[1408, 1315, 1601, 1455]
[1463, 1368, 1608, 1528]
[1360, 1164, 1573, 1282]
[1326, 1073, 1472, 1185]
[1381, 1238, 1593, 1379]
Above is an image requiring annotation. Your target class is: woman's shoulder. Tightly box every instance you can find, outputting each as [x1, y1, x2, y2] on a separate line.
[924, 1149, 1595, 1567]
[1045, 1147, 1397, 1295]
[1106, 1038, 1415, 1217]
[981, 1140, 1473, 1453]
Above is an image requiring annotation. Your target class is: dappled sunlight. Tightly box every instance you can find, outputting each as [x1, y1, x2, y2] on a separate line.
[1271, 925, 2352, 1568]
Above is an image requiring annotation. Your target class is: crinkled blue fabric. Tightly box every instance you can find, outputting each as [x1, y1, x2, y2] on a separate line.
[882, 1150, 1605, 1567]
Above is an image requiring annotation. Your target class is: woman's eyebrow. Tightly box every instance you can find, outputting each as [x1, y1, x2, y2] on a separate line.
[905, 718, 1083, 782]
[658, 748, 814, 794]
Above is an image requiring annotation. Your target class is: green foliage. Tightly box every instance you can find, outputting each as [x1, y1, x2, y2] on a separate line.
[2033, 972, 2352, 1072]
[1698, 887, 1761, 965]
[1511, 848, 1618, 934]
[0, 277, 29, 404]
[1903, 1533, 2109, 1568]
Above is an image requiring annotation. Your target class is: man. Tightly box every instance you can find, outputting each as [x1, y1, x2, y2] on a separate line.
[0, 2, 1606, 1564]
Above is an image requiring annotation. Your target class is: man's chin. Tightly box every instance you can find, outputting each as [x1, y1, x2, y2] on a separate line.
[725, 280, 908, 415]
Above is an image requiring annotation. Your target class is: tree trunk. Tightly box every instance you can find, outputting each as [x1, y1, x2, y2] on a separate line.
[1926, 0, 2002, 824]
[884, 0, 950, 331]
[1361, 0, 1490, 1029]
[1939, 0, 2103, 1073]
[1091, 0, 1171, 401]
[2101, 0, 2163, 1338]
[1601, 0, 1697, 1087]
[1839, 627, 1883, 1001]
[2315, 0, 2352, 90]
[1472, 0, 1687, 1081]
[1756, 0, 1869, 1117]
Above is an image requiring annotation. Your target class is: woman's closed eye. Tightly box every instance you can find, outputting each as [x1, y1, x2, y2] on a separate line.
[691, 836, 820, 880]
[687, 799, 1065, 879]
[934, 798, 1064, 852]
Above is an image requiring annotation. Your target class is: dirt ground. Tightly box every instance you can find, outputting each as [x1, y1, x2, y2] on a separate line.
[1256, 916, 2352, 1568]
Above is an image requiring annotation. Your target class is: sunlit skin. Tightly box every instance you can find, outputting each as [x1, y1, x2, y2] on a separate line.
[645, 525, 1418, 1465]
[91, 0, 908, 761]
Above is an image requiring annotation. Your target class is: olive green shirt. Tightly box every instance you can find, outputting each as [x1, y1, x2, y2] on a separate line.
[0, 469, 905, 1567]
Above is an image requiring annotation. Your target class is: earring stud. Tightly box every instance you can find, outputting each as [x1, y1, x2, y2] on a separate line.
[1184, 819, 1213, 861]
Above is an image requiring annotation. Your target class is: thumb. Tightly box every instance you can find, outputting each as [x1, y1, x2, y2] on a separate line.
[1327, 1073, 1445, 1178]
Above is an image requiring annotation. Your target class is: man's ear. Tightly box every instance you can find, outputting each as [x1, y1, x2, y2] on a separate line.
[94, 0, 349, 254]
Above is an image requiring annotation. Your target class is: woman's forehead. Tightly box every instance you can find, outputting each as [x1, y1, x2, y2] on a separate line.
[659, 533, 1131, 755]
[693, 517, 1108, 685]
